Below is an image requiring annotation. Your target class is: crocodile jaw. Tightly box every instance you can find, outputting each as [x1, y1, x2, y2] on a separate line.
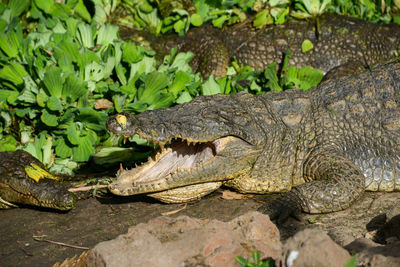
[108, 135, 261, 200]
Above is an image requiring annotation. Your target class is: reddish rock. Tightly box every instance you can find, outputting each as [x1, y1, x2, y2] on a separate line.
[281, 229, 350, 267]
[87, 211, 281, 267]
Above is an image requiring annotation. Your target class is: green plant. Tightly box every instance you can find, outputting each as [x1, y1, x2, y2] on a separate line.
[236, 251, 276, 267]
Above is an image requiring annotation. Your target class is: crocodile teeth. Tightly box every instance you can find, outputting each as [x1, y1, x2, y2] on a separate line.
[119, 163, 125, 174]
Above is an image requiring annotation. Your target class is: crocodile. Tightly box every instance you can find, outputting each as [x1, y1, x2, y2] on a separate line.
[0, 150, 75, 210]
[106, 62, 400, 219]
[139, 13, 400, 79]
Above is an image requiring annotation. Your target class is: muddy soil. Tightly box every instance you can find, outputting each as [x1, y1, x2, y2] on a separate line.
[1, 185, 399, 266]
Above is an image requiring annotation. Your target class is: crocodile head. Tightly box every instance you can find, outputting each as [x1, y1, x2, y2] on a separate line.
[106, 94, 265, 202]
[0, 150, 75, 210]
[3, 178, 76, 210]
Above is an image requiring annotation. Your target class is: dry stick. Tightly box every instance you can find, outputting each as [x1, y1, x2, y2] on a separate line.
[161, 204, 187, 216]
[32, 235, 89, 250]
[68, 184, 108, 192]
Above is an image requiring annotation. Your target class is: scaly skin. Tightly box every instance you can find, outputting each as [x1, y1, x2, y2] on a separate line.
[107, 62, 400, 218]
[0, 150, 75, 210]
[146, 14, 400, 79]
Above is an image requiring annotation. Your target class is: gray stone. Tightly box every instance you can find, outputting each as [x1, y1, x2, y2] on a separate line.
[87, 211, 281, 267]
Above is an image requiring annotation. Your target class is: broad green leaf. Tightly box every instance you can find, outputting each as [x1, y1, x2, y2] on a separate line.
[176, 91, 192, 104]
[253, 9, 272, 28]
[119, 77, 137, 96]
[92, 2, 107, 25]
[190, 13, 203, 26]
[41, 109, 58, 127]
[0, 62, 28, 86]
[72, 134, 95, 162]
[15, 108, 30, 118]
[36, 90, 48, 107]
[8, 0, 30, 17]
[212, 14, 229, 28]
[202, 75, 222, 95]
[84, 61, 105, 82]
[55, 137, 73, 158]
[18, 88, 36, 104]
[0, 135, 17, 152]
[63, 74, 87, 102]
[169, 52, 194, 73]
[297, 66, 323, 90]
[34, 0, 54, 14]
[73, 0, 91, 22]
[113, 94, 126, 113]
[47, 96, 62, 111]
[0, 90, 19, 104]
[49, 158, 78, 175]
[169, 71, 192, 97]
[0, 111, 12, 129]
[271, 7, 289, 24]
[264, 62, 282, 91]
[22, 133, 48, 163]
[77, 108, 107, 132]
[66, 124, 79, 145]
[23, 143, 41, 162]
[66, 18, 79, 39]
[42, 136, 53, 167]
[129, 56, 156, 81]
[147, 92, 174, 110]
[116, 64, 127, 85]
[285, 65, 323, 90]
[53, 46, 74, 73]
[122, 42, 144, 64]
[301, 39, 314, 53]
[140, 71, 169, 99]
[0, 19, 7, 33]
[96, 24, 118, 46]
[43, 67, 63, 98]
[76, 23, 94, 48]
[23, 75, 39, 94]
[0, 31, 20, 58]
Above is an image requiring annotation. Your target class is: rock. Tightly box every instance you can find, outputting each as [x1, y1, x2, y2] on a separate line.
[281, 229, 350, 267]
[87, 211, 281, 267]
[345, 238, 400, 266]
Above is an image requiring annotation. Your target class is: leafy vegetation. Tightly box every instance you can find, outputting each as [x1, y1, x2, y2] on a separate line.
[0, 0, 398, 174]
[236, 251, 275, 267]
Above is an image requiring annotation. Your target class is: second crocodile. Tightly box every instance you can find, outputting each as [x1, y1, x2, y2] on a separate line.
[0, 150, 75, 210]
[143, 13, 400, 79]
[107, 62, 400, 218]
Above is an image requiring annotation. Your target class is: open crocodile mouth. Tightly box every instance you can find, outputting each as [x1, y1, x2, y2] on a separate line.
[107, 113, 261, 203]
[108, 136, 235, 201]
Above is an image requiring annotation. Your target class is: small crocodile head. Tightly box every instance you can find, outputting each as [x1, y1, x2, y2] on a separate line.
[106, 94, 265, 201]
[0, 150, 75, 210]
[5, 179, 76, 210]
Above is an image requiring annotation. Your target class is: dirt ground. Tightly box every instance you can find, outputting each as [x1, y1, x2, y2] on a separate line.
[1, 181, 399, 266]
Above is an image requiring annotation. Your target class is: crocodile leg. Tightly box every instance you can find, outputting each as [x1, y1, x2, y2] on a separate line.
[258, 152, 365, 221]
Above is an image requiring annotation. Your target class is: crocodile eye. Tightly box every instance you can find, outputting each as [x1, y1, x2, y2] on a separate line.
[116, 114, 127, 130]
